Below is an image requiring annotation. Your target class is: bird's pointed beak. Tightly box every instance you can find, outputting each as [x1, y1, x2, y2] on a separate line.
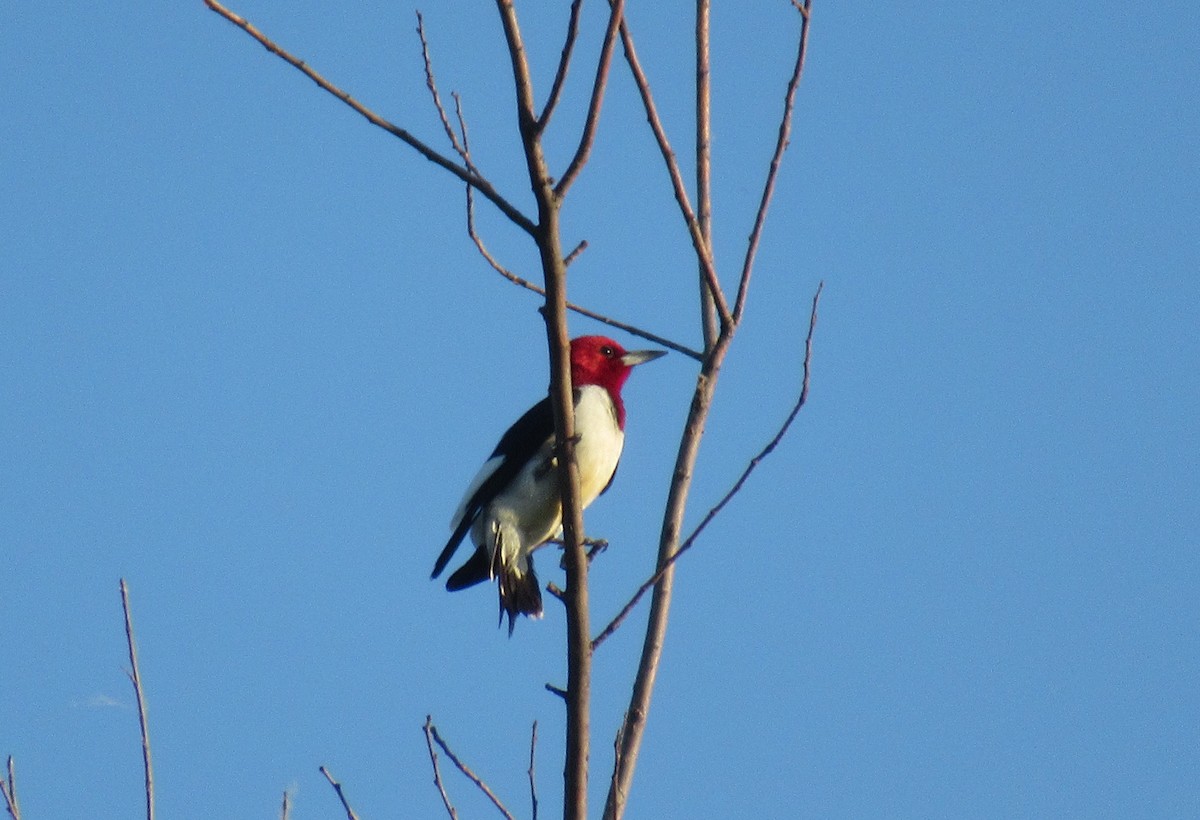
[621, 348, 667, 367]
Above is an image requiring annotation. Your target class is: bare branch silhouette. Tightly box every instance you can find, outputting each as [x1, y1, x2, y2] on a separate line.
[554, 0, 626, 198]
[120, 579, 154, 820]
[279, 789, 291, 820]
[492, 5, 593, 813]
[603, 7, 818, 812]
[415, 11, 474, 170]
[733, 0, 813, 324]
[423, 717, 460, 820]
[593, 282, 822, 651]
[538, 0, 584, 130]
[1, 756, 20, 820]
[202, 0, 535, 235]
[319, 766, 360, 820]
[527, 721, 539, 820]
[612, 6, 731, 328]
[563, 239, 588, 268]
[695, 0, 718, 351]
[426, 718, 515, 820]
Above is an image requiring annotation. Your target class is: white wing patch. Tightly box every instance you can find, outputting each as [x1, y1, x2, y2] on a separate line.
[450, 454, 506, 532]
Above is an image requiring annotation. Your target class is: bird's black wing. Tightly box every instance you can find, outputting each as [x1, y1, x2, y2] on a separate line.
[431, 396, 555, 579]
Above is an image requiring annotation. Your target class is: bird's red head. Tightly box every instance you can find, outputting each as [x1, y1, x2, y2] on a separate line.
[569, 335, 665, 425]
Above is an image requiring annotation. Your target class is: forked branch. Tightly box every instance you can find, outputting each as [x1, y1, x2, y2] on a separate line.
[423, 717, 460, 819]
[415, 11, 475, 172]
[612, 5, 730, 329]
[604, 7, 817, 813]
[424, 717, 516, 820]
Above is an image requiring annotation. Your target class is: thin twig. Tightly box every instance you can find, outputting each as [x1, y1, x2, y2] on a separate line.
[424, 717, 459, 820]
[563, 239, 589, 268]
[473, 244, 702, 359]
[538, 0, 585, 131]
[545, 683, 568, 701]
[427, 720, 516, 820]
[202, 0, 535, 235]
[555, 0, 626, 198]
[1, 756, 20, 820]
[586, 538, 609, 564]
[319, 766, 360, 820]
[527, 721, 539, 820]
[613, 5, 732, 329]
[593, 282, 821, 650]
[279, 789, 291, 820]
[120, 579, 154, 820]
[733, 0, 812, 323]
[416, 12, 476, 172]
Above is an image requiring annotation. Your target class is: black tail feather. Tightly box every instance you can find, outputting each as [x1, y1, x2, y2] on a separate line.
[432, 515, 476, 579]
[498, 557, 542, 636]
[445, 546, 491, 591]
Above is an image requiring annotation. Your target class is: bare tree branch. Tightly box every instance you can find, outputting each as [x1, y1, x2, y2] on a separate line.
[493, 5, 592, 816]
[603, 6, 817, 812]
[733, 0, 813, 324]
[528, 721, 539, 820]
[319, 766, 361, 820]
[1, 756, 20, 820]
[612, 6, 732, 329]
[423, 717, 460, 820]
[538, 0, 585, 132]
[695, 0, 719, 351]
[279, 789, 291, 820]
[554, 0, 626, 198]
[202, 0, 536, 235]
[563, 239, 589, 268]
[426, 719, 516, 820]
[415, 11, 475, 171]
[120, 579, 154, 820]
[593, 282, 822, 651]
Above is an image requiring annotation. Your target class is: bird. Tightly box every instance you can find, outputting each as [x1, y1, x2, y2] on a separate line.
[432, 335, 665, 633]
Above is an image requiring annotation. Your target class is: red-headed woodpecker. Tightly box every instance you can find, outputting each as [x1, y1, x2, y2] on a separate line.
[432, 335, 665, 633]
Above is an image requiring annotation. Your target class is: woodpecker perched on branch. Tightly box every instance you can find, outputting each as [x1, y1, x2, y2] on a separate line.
[432, 335, 665, 633]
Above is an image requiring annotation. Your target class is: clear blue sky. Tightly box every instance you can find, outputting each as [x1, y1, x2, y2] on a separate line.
[3, 3, 1198, 818]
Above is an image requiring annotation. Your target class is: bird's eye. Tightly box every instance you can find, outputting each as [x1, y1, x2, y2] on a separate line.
[600, 345, 615, 357]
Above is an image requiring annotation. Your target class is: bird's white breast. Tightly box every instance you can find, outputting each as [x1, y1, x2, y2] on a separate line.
[572, 383, 625, 508]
